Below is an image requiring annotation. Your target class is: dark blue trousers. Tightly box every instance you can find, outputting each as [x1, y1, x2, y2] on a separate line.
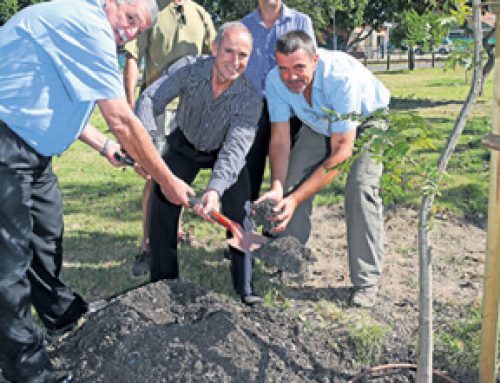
[246, 100, 303, 201]
[0, 122, 86, 381]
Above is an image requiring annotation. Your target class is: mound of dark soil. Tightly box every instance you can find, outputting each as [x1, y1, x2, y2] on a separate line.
[254, 236, 316, 276]
[15, 204, 489, 382]
[51, 280, 355, 382]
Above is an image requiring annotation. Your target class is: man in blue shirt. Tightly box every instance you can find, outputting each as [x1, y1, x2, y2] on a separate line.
[259, 30, 390, 308]
[0, 0, 199, 381]
[241, 0, 315, 201]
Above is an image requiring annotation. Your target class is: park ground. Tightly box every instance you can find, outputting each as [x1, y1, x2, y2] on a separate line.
[1, 66, 493, 382]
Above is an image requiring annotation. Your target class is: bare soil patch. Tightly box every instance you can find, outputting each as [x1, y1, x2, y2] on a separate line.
[46, 205, 487, 382]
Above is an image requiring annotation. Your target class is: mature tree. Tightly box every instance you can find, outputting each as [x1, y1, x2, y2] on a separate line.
[0, 0, 18, 25]
[199, 0, 419, 50]
[0, 0, 46, 25]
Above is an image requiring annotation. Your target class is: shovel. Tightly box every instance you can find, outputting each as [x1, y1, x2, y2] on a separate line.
[188, 196, 268, 252]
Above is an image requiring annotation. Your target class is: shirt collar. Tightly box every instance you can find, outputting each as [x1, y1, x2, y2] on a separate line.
[279, 4, 294, 22]
[312, 53, 325, 91]
[250, 3, 293, 27]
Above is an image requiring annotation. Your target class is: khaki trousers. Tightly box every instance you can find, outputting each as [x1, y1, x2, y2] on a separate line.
[278, 124, 384, 287]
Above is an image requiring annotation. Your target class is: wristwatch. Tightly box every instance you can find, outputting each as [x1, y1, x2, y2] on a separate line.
[100, 138, 114, 156]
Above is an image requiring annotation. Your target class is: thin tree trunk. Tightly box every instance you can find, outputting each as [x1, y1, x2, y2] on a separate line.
[416, 0, 483, 381]
[480, 29, 495, 96]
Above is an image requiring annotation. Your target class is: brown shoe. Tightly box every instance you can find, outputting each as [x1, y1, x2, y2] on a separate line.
[241, 294, 263, 306]
[350, 285, 378, 308]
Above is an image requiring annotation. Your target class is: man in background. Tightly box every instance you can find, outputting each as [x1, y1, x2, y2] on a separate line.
[123, 0, 216, 276]
[241, 0, 315, 201]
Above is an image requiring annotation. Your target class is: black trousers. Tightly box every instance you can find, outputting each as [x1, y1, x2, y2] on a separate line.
[0, 123, 87, 381]
[149, 129, 253, 296]
[246, 100, 303, 201]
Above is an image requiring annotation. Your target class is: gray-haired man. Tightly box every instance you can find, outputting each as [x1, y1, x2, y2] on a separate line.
[0, 0, 189, 381]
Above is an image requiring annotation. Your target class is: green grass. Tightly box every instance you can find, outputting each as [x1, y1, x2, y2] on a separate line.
[370, 67, 492, 216]
[434, 304, 495, 381]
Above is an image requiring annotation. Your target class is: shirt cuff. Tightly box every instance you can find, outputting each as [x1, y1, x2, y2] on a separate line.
[207, 178, 229, 197]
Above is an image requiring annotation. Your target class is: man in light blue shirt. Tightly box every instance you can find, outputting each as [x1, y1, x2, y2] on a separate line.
[259, 30, 390, 308]
[241, 0, 315, 201]
[0, 0, 203, 381]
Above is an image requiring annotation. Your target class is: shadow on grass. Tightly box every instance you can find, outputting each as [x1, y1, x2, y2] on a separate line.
[376, 69, 409, 75]
[61, 225, 274, 304]
[61, 230, 143, 299]
[179, 246, 273, 300]
[61, 181, 143, 222]
[284, 285, 353, 307]
[390, 97, 464, 111]
[437, 182, 488, 226]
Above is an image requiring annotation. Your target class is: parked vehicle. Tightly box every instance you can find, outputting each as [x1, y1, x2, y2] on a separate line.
[434, 38, 453, 54]
[411, 38, 453, 55]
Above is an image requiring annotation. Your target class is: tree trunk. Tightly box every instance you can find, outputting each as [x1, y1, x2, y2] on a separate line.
[408, 47, 415, 70]
[480, 29, 496, 96]
[416, 0, 483, 381]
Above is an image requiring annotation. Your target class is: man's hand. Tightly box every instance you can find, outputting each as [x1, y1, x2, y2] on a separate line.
[193, 189, 220, 222]
[158, 176, 194, 207]
[254, 184, 284, 205]
[270, 194, 298, 234]
[103, 140, 125, 166]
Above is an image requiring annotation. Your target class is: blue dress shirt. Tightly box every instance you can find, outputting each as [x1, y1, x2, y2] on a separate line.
[241, 4, 316, 96]
[0, 0, 125, 156]
[266, 49, 390, 136]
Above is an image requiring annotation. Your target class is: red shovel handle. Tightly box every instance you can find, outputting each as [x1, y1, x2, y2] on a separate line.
[188, 195, 242, 238]
[210, 210, 243, 239]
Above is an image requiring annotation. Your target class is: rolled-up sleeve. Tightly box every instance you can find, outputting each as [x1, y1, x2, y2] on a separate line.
[208, 96, 262, 195]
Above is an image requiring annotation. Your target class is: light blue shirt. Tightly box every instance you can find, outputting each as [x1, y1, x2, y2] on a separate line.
[266, 49, 391, 136]
[241, 4, 316, 96]
[0, 0, 125, 156]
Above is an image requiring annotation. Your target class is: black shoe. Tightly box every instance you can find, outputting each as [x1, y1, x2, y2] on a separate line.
[17, 368, 72, 383]
[350, 285, 378, 308]
[46, 295, 87, 339]
[241, 294, 263, 306]
[132, 250, 150, 277]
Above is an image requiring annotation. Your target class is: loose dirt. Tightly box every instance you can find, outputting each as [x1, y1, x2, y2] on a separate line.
[47, 205, 488, 382]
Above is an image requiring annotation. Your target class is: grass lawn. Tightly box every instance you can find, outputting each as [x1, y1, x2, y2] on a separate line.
[53, 65, 494, 301]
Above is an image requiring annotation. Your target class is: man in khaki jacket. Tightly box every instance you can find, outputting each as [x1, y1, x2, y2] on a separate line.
[123, 0, 216, 276]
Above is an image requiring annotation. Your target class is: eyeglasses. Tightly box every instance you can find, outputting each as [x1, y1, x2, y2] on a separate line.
[175, 4, 186, 26]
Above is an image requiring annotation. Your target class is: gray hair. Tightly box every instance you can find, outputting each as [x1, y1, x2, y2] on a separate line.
[115, 0, 158, 26]
[276, 30, 316, 56]
[214, 21, 253, 49]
